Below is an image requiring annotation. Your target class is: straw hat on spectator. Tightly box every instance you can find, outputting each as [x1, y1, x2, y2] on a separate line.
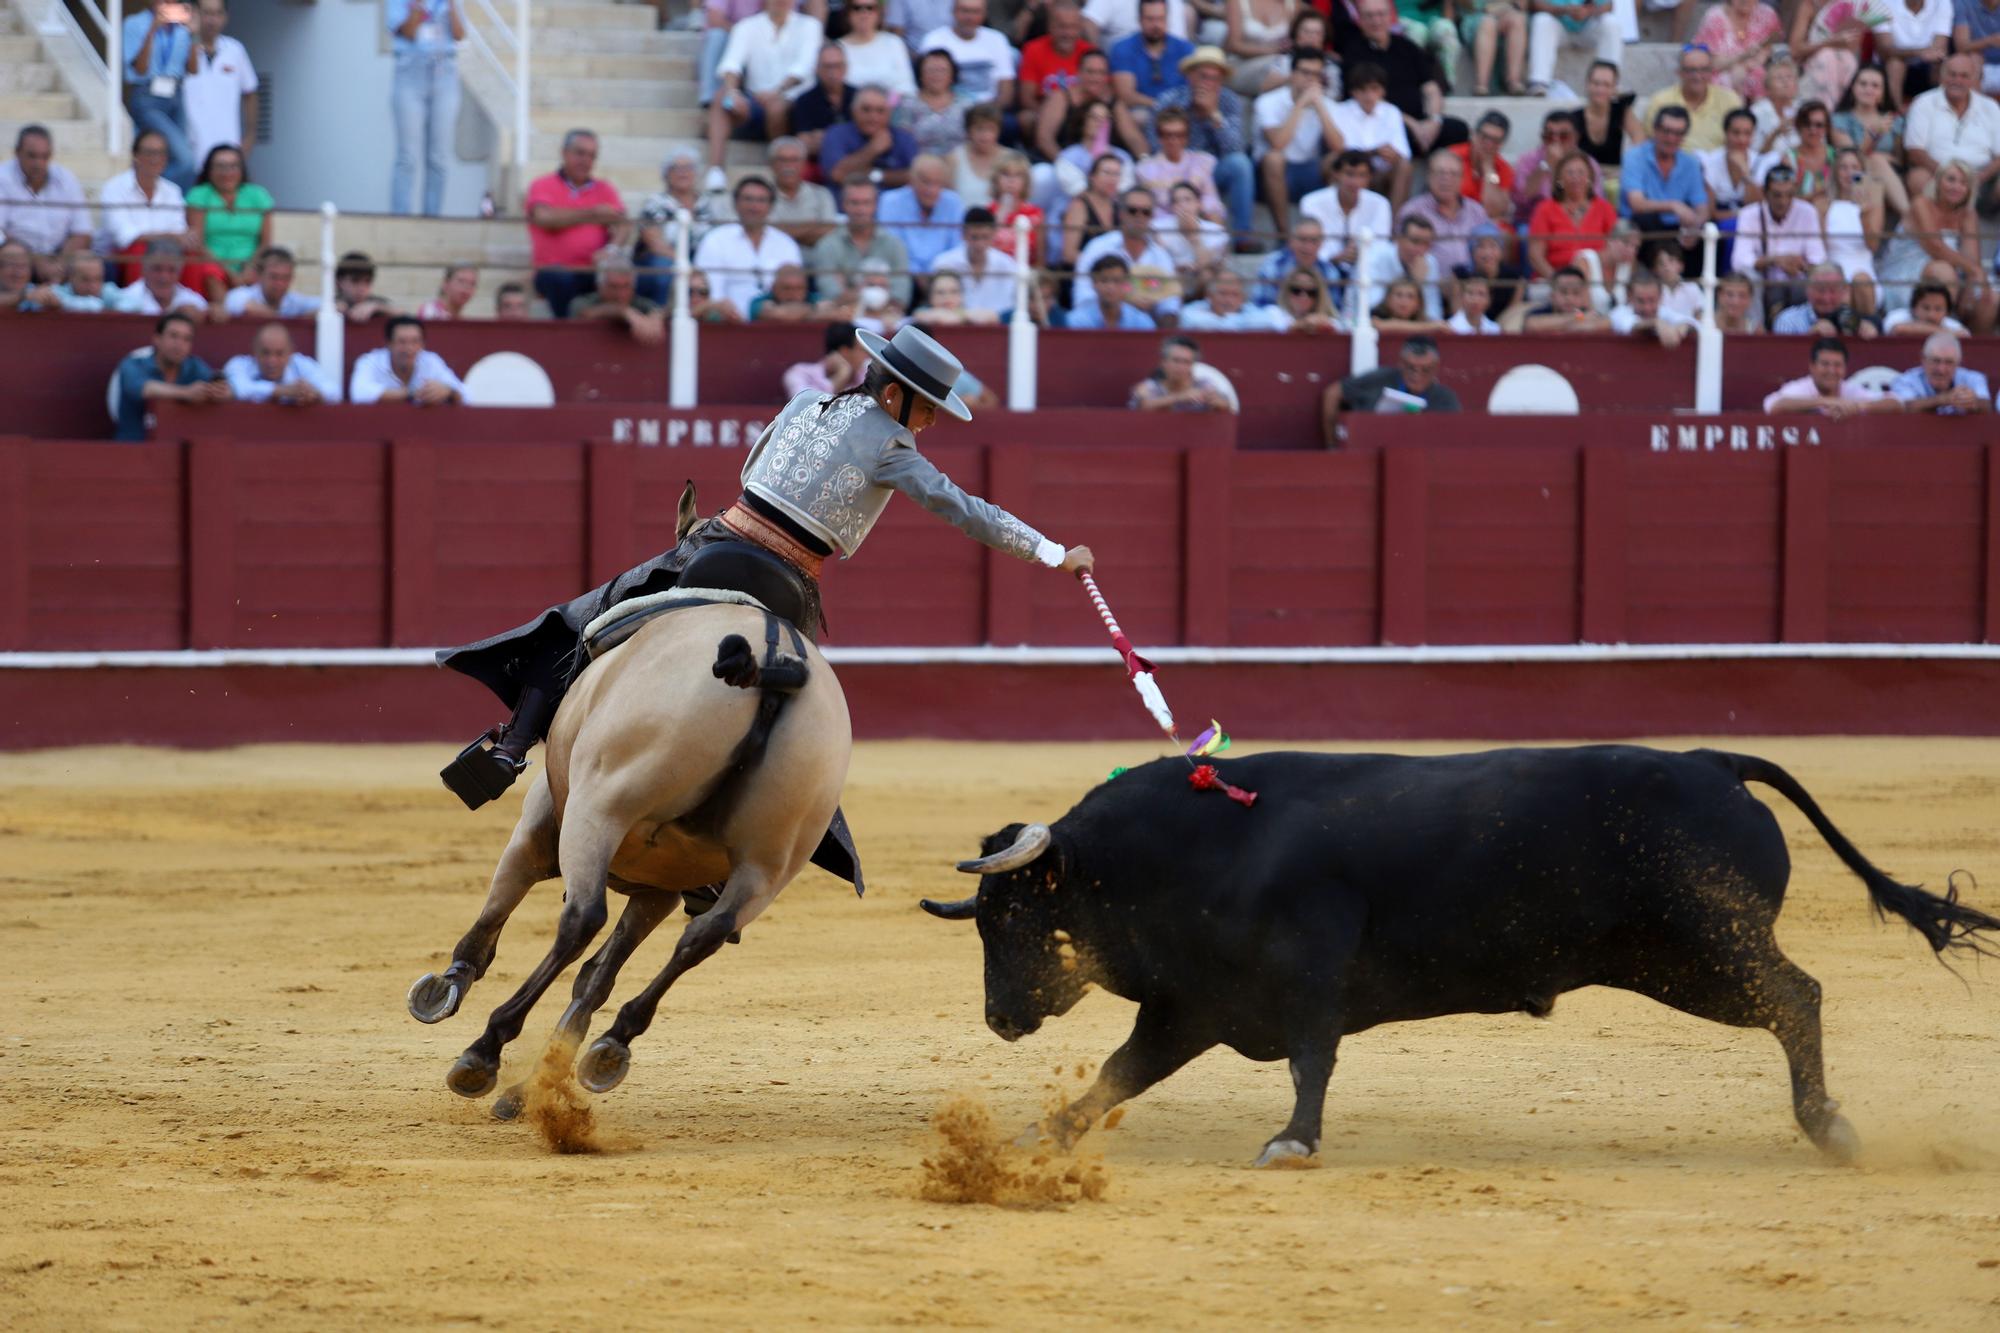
[1179, 46, 1230, 76]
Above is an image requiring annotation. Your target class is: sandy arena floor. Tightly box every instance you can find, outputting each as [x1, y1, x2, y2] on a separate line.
[2, 737, 1999, 1329]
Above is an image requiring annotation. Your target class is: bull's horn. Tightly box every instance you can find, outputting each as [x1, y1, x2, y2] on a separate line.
[955, 823, 1051, 875]
[919, 895, 979, 920]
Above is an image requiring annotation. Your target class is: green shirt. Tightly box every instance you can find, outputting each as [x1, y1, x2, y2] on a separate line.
[185, 182, 274, 268]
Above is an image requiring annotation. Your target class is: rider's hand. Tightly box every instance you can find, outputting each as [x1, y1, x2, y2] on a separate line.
[1060, 544, 1095, 578]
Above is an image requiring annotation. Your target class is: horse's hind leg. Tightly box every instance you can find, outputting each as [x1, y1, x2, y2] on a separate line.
[492, 890, 677, 1121]
[445, 806, 623, 1099]
[409, 774, 559, 1024]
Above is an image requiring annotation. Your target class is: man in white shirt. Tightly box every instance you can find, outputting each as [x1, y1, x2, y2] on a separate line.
[930, 207, 1020, 315]
[1084, 0, 1191, 46]
[183, 0, 259, 168]
[1354, 214, 1442, 320]
[1178, 267, 1290, 330]
[920, 0, 1018, 106]
[693, 175, 806, 314]
[1329, 63, 1412, 206]
[1904, 52, 2000, 204]
[1071, 186, 1184, 317]
[98, 130, 190, 257]
[704, 0, 824, 187]
[1883, 0, 1954, 110]
[224, 321, 340, 404]
[0, 126, 94, 277]
[222, 245, 321, 319]
[110, 238, 208, 315]
[1609, 272, 1695, 348]
[349, 315, 467, 405]
[887, 0, 955, 50]
[1254, 49, 1339, 237]
[1299, 150, 1393, 269]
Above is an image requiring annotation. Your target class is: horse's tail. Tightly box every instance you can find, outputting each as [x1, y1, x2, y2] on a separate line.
[683, 615, 812, 837]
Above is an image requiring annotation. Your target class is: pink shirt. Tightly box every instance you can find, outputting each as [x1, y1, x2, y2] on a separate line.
[525, 171, 626, 270]
[1731, 199, 1827, 275]
[1762, 375, 1884, 413]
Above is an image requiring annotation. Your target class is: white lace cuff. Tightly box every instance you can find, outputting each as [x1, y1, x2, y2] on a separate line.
[1035, 538, 1065, 568]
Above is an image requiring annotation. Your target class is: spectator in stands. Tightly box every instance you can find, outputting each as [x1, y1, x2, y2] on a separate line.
[572, 251, 667, 343]
[1794, 1, 1865, 107]
[1252, 216, 1340, 302]
[114, 310, 230, 440]
[683, 268, 746, 322]
[225, 246, 319, 319]
[1179, 266, 1289, 328]
[751, 262, 832, 320]
[1154, 179, 1230, 276]
[912, 269, 1001, 324]
[1073, 185, 1181, 315]
[1448, 272, 1502, 332]
[705, 0, 824, 187]
[1772, 263, 1880, 335]
[350, 315, 467, 406]
[1832, 68, 1910, 216]
[764, 138, 839, 246]
[1457, 225, 1526, 321]
[783, 320, 870, 396]
[989, 151, 1046, 263]
[812, 176, 915, 308]
[842, 1, 918, 99]
[1396, 0, 1461, 86]
[100, 130, 191, 285]
[1700, 107, 1759, 256]
[1226, 0, 1300, 96]
[1020, 0, 1096, 143]
[1355, 214, 1443, 319]
[527, 130, 629, 318]
[694, 176, 807, 314]
[1890, 330, 1992, 412]
[1695, 0, 1781, 102]
[789, 45, 855, 166]
[1131, 334, 1237, 410]
[899, 49, 975, 159]
[1300, 149, 1394, 271]
[1322, 334, 1458, 447]
[1137, 108, 1225, 223]
[0, 240, 40, 312]
[43, 250, 112, 313]
[185, 145, 270, 301]
[821, 86, 920, 190]
[1957, 0, 2000, 98]
[1109, 0, 1195, 135]
[1255, 47, 1340, 236]
[1762, 336, 1889, 413]
[1760, 100, 1839, 208]
[1882, 280, 1969, 334]
[933, 206, 1021, 315]
[1610, 271, 1693, 347]
[1585, 217, 1638, 309]
[1330, 62, 1414, 208]
[922, 0, 1019, 108]
[111, 239, 209, 317]
[1714, 270, 1758, 330]
[386, 0, 464, 217]
[1650, 238, 1703, 322]
[879, 154, 968, 275]
[1904, 53, 2000, 202]
[123, 1, 197, 191]
[1153, 47, 1256, 238]
[890, 0, 956, 48]
[1279, 264, 1345, 331]
[417, 262, 479, 320]
[1510, 110, 1594, 223]
[1749, 52, 1803, 153]
[1642, 43, 1742, 153]
[1369, 275, 1450, 331]
[495, 282, 532, 319]
[1069, 252, 1156, 326]
[1057, 151, 1125, 268]
[1879, 161, 1996, 328]
[1460, 0, 1528, 97]
[185, 1, 257, 169]
[223, 321, 339, 405]
[1733, 165, 1826, 312]
[335, 251, 397, 323]
[1042, 50, 1143, 163]
[1882, 0, 1952, 110]
[949, 103, 1007, 206]
[1621, 107, 1710, 255]
[698, 0, 763, 109]
[1339, 0, 1464, 159]
[1577, 58, 1635, 167]
[1523, 264, 1611, 332]
[636, 152, 734, 303]
[1087, 0, 1193, 48]
[1398, 151, 1484, 276]
[1449, 111, 1515, 222]
[0, 126, 93, 278]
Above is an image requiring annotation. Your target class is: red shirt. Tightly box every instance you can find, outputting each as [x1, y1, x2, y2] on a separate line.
[1017, 36, 1094, 100]
[525, 171, 626, 269]
[1528, 195, 1617, 271]
[1448, 142, 1516, 203]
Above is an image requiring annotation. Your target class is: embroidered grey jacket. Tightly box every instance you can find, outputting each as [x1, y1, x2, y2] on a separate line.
[741, 389, 1062, 563]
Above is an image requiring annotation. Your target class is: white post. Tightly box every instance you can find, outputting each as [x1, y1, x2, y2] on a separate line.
[1349, 228, 1379, 377]
[105, 0, 122, 157]
[669, 207, 698, 407]
[514, 0, 531, 175]
[1695, 222, 1722, 414]
[1007, 213, 1037, 411]
[315, 202, 344, 391]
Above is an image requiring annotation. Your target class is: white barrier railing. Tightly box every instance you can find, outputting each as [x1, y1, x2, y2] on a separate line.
[314, 202, 343, 384]
[462, 0, 532, 175]
[1694, 222, 1722, 414]
[668, 207, 696, 408]
[36, 0, 124, 155]
[1007, 213, 1037, 411]
[1349, 227, 1379, 378]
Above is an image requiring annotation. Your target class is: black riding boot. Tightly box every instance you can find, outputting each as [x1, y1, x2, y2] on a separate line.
[441, 687, 559, 810]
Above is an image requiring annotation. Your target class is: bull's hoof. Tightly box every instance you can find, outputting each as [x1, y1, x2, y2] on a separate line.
[445, 1052, 498, 1099]
[1253, 1138, 1319, 1169]
[1815, 1113, 1862, 1166]
[492, 1084, 526, 1121]
[577, 1038, 631, 1093]
[406, 972, 462, 1024]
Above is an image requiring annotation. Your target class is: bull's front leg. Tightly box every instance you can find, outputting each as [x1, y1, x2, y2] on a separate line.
[1254, 1030, 1341, 1168]
[1028, 1003, 1210, 1150]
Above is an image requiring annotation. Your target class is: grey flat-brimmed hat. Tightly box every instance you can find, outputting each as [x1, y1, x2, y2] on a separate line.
[855, 324, 973, 422]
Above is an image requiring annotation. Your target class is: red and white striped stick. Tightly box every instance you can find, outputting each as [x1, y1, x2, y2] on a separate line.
[1078, 571, 1178, 742]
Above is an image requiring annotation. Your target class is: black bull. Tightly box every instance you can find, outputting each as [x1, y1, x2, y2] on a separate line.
[922, 746, 1999, 1168]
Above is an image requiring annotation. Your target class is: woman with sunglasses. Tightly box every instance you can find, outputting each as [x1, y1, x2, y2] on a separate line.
[838, 1, 917, 99]
[685, 269, 745, 323]
[1280, 263, 1344, 333]
[1756, 100, 1838, 210]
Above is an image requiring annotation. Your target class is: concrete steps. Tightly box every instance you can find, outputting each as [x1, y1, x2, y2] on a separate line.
[536, 52, 695, 81]
[0, 90, 79, 121]
[538, 77, 699, 110]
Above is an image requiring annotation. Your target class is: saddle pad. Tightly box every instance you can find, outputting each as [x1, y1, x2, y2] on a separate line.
[582, 587, 772, 660]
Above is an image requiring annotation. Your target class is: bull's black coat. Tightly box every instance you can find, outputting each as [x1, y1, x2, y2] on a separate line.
[925, 745, 1999, 1165]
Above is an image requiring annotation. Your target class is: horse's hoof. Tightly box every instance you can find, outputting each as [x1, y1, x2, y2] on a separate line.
[407, 972, 462, 1024]
[445, 1052, 498, 1099]
[492, 1084, 526, 1121]
[577, 1038, 630, 1093]
[1817, 1113, 1862, 1166]
[1253, 1138, 1318, 1169]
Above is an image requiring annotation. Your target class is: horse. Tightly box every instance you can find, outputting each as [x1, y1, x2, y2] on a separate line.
[405, 596, 851, 1107]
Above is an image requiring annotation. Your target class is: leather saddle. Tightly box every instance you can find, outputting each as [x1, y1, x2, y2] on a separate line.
[582, 541, 814, 661]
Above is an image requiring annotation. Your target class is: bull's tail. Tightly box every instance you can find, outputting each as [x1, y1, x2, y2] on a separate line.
[1706, 749, 2000, 960]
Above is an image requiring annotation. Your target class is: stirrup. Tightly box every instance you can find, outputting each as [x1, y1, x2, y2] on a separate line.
[441, 728, 528, 811]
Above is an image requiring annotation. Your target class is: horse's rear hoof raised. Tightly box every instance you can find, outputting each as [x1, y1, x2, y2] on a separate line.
[407, 972, 463, 1024]
[577, 1037, 631, 1093]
